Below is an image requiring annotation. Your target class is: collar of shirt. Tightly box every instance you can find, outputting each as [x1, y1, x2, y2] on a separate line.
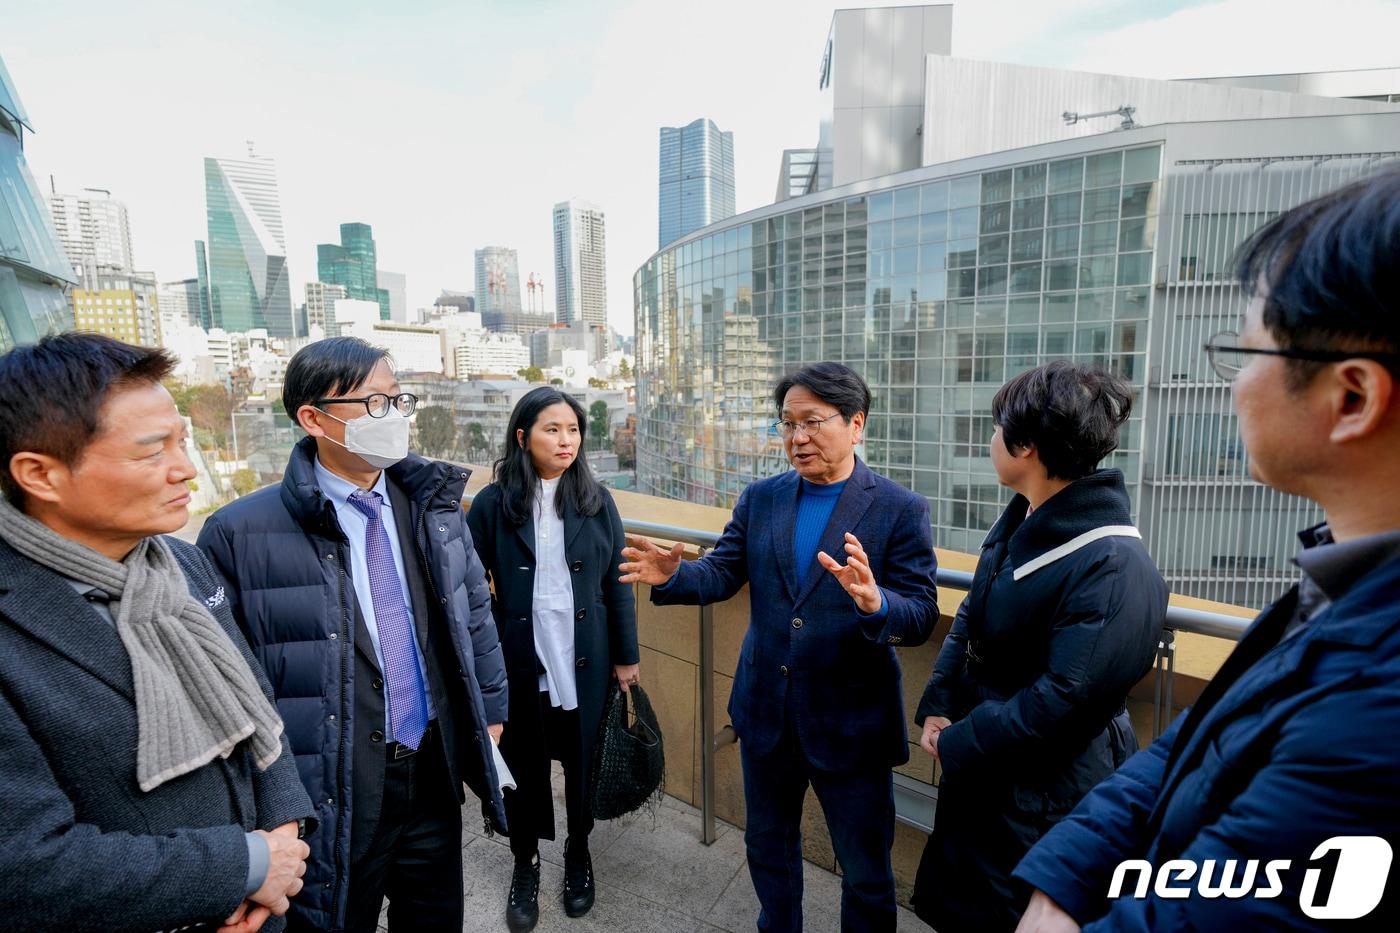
[314, 456, 389, 508]
[1293, 522, 1400, 604]
[62, 576, 115, 626]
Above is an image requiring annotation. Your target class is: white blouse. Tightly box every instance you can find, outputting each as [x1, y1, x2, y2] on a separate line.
[532, 475, 578, 709]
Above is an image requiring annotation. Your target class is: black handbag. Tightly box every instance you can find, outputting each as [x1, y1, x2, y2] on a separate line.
[588, 680, 665, 820]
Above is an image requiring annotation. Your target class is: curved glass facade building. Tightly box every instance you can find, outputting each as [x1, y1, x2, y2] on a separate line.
[635, 122, 1400, 609]
[635, 140, 1162, 550]
[635, 4, 1400, 609]
[0, 56, 76, 350]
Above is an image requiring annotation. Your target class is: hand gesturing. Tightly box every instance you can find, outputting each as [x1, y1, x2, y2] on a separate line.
[817, 532, 882, 614]
[618, 536, 683, 586]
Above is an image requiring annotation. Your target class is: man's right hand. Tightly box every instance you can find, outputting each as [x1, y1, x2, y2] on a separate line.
[619, 536, 684, 586]
[249, 828, 311, 916]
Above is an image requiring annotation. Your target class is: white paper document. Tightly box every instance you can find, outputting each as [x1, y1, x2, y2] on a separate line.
[491, 739, 517, 791]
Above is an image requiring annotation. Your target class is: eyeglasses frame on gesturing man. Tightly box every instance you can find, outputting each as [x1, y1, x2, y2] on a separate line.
[771, 412, 845, 439]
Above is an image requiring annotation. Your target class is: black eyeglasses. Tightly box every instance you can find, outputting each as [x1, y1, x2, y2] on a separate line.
[314, 392, 418, 418]
[1202, 331, 1400, 381]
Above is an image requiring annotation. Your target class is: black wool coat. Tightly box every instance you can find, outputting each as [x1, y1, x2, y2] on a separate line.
[911, 469, 1168, 933]
[465, 481, 640, 840]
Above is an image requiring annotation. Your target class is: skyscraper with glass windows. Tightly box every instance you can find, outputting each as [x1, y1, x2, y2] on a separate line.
[659, 118, 735, 248]
[318, 222, 390, 322]
[633, 5, 1400, 609]
[0, 55, 74, 349]
[553, 199, 608, 327]
[203, 149, 295, 337]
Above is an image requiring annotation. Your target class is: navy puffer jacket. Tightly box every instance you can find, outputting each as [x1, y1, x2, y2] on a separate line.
[197, 437, 508, 930]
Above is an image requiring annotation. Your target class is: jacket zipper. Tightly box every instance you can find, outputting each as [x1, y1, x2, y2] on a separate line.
[415, 472, 497, 837]
[332, 536, 351, 923]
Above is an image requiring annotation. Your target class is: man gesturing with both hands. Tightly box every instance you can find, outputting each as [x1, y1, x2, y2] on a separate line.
[621, 362, 940, 933]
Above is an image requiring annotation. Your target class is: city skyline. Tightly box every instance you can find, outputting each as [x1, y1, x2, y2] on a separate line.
[8, 0, 1399, 336]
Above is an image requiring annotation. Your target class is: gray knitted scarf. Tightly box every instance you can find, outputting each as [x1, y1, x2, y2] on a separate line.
[0, 498, 284, 792]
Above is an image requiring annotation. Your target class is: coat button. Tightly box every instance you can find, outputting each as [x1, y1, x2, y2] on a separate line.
[438, 525, 447, 532]
[791, 618, 803, 629]
[576, 609, 586, 620]
[370, 730, 383, 743]
[328, 714, 335, 722]
[329, 632, 338, 640]
[325, 553, 334, 561]
[576, 658, 587, 668]
[372, 677, 383, 690]
[441, 597, 448, 604]
[518, 616, 528, 623]
[779, 665, 789, 677]
[571, 560, 583, 572]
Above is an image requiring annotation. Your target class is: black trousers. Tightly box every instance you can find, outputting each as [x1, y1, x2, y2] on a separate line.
[342, 729, 464, 933]
[506, 691, 594, 861]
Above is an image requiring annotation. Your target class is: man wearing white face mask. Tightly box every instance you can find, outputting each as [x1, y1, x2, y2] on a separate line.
[198, 337, 509, 932]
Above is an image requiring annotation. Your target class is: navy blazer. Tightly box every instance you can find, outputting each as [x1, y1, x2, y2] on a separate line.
[1014, 553, 1400, 930]
[0, 536, 314, 933]
[652, 459, 940, 772]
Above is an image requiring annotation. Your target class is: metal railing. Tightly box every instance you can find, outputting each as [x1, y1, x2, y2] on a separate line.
[463, 497, 1254, 844]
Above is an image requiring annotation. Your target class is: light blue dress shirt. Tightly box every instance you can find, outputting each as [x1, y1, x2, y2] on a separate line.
[313, 457, 437, 735]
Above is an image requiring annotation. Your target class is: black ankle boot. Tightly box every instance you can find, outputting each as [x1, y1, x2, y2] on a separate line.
[563, 837, 595, 918]
[507, 854, 541, 932]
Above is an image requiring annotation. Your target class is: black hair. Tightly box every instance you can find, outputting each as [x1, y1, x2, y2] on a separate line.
[991, 361, 1132, 481]
[772, 361, 872, 420]
[283, 336, 392, 422]
[492, 386, 605, 526]
[0, 333, 175, 503]
[1234, 167, 1400, 387]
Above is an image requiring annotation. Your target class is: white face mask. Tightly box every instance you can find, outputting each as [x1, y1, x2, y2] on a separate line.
[320, 408, 411, 469]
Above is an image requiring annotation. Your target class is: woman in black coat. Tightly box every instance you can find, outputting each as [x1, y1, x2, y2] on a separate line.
[465, 386, 639, 933]
[910, 362, 1168, 933]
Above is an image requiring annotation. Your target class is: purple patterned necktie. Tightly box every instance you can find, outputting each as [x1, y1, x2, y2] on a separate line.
[349, 489, 428, 750]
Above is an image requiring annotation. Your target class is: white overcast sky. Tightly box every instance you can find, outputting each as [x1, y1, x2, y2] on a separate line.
[6, 0, 1399, 334]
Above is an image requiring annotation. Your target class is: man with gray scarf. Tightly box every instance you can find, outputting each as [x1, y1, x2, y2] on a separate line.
[0, 333, 315, 933]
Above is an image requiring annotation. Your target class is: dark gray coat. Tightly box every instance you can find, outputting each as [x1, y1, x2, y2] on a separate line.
[0, 535, 314, 933]
[465, 482, 639, 840]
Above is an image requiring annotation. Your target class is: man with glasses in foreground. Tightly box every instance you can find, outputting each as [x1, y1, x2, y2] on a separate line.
[621, 361, 940, 931]
[1015, 169, 1400, 930]
[199, 337, 509, 932]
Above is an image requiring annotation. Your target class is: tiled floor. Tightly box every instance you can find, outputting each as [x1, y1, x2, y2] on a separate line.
[379, 766, 925, 932]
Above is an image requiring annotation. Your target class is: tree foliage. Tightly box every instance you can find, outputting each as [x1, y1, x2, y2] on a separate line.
[517, 366, 544, 383]
[230, 468, 259, 496]
[415, 406, 457, 459]
[588, 400, 612, 452]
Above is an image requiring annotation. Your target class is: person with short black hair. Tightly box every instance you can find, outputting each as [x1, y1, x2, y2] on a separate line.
[621, 361, 940, 931]
[910, 361, 1167, 933]
[198, 336, 509, 932]
[0, 333, 314, 933]
[464, 386, 639, 931]
[1016, 169, 1400, 931]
